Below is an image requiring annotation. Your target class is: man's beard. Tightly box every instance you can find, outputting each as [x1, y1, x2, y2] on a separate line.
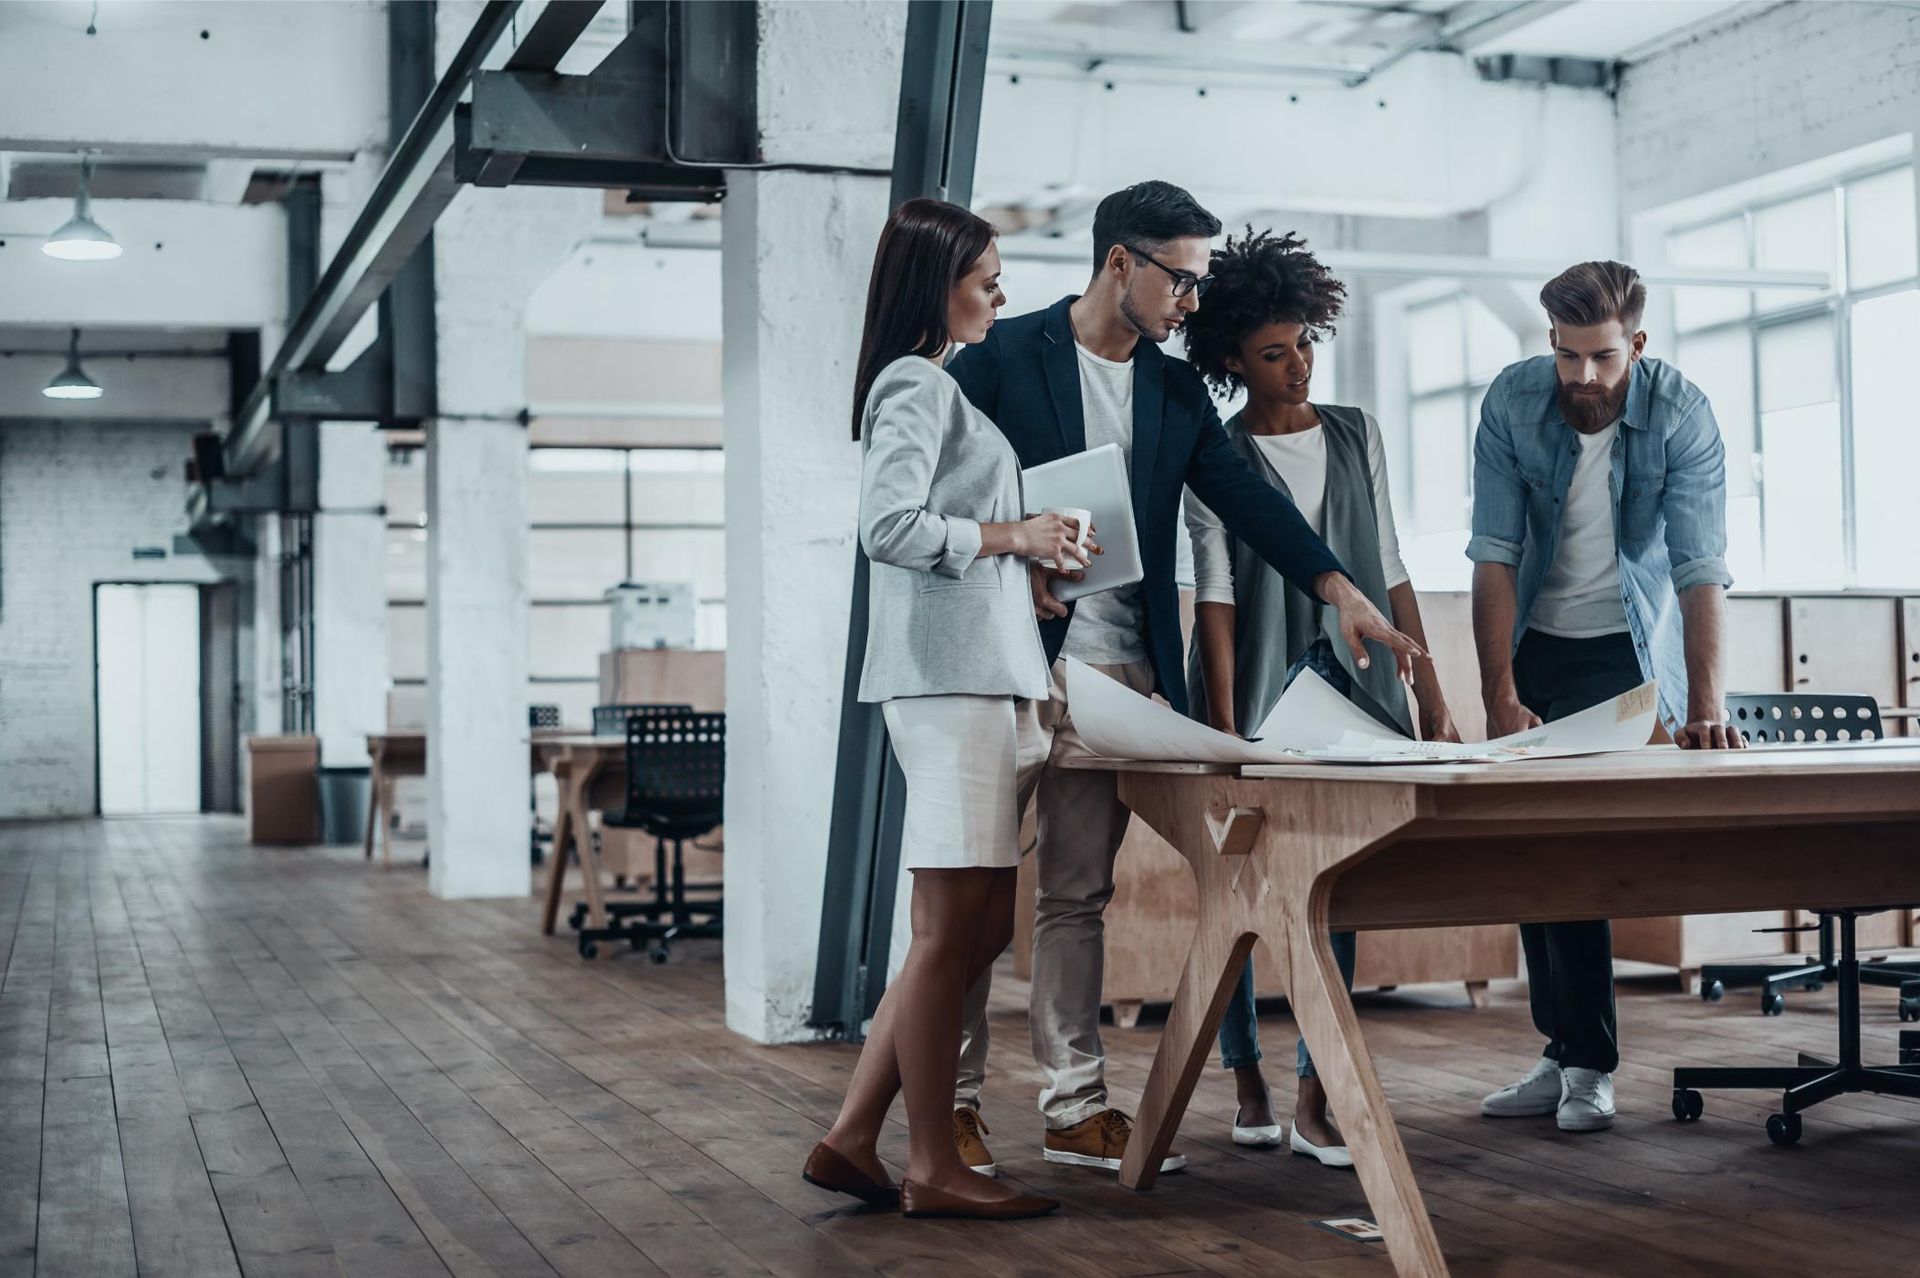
[1118, 289, 1168, 343]
[1557, 375, 1629, 434]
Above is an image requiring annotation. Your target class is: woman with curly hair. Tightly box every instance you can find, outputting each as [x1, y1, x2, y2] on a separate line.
[1181, 228, 1460, 1169]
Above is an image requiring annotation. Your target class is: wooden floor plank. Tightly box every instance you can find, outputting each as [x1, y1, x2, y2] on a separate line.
[5, 814, 1918, 1278]
[0, 833, 55, 1272]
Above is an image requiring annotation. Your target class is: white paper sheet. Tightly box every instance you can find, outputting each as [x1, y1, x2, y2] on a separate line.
[1063, 657, 1658, 767]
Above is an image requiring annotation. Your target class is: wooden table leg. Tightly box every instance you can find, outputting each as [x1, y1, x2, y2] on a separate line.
[1118, 912, 1257, 1189]
[364, 758, 380, 862]
[569, 762, 611, 932]
[378, 774, 395, 869]
[540, 760, 574, 936]
[1284, 883, 1448, 1276]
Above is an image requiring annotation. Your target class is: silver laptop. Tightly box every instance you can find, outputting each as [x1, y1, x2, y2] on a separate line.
[1020, 443, 1145, 604]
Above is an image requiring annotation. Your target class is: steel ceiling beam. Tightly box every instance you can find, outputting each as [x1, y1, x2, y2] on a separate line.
[220, 1, 605, 479]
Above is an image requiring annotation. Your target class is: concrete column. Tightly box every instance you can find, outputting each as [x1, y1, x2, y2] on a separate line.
[425, 161, 597, 896]
[721, 0, 906, 1044]
[313, 421, 388, 767]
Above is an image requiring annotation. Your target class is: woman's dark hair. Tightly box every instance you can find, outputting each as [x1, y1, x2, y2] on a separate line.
[851, 197, 996, 439]
[1182, 227, 1347, 395]
[1090, 180, 1221, 275]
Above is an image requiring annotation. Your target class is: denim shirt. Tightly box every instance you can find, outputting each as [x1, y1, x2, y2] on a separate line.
[1467, 355, 1732, 730]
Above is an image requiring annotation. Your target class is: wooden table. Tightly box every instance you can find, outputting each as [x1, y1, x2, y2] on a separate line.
[534, 733, 629, 939]
[1078, 743, 1920, 1277]
[364, 733, 426, 867]
[364, 729, 577, 869]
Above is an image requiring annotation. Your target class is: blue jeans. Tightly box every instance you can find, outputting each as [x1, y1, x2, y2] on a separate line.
[1216, 639, 1359, 1078]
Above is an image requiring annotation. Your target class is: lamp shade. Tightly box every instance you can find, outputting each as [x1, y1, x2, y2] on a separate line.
[42, 159, 122, 261]
[43, 210, 122, 261]
[43, 330, 103, 400]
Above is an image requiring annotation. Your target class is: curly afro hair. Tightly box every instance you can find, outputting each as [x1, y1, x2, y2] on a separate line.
[1183, 228, 1347, 395]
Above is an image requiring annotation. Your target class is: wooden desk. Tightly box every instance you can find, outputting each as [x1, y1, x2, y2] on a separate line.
[365, 729, 577, 869]
[1080, 743, 1920, 1278]
[534, 734, 629, 942]
[364, 733, 426, 868]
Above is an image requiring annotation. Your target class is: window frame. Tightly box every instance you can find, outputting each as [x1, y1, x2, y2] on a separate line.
[1666, 161, 1918, 587]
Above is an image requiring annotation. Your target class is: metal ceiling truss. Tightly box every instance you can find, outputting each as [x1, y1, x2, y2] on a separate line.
[193, 0, 768, 529]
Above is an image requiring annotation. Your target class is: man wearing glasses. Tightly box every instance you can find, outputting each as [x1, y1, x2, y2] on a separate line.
[942, 180, 1421, 1178]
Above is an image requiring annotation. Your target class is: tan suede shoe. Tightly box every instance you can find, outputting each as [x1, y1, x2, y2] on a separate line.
[953, 1108, 997, 1177]
[1042, 1108, 1187, 1174]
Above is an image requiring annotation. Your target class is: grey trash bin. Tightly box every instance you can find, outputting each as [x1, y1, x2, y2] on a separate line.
[315, 765, 372, 846]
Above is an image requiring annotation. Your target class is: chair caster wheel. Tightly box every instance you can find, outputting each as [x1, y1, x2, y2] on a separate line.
[1702, 979, 1724, 1003]
[568, 904, 588, 931]
[648, 946, 670, 965]
[1761, 991, 1786, 1016]
[1899, 999, 1919, 1023]
[1804, 980, 1825, 993]
[1766, 1112, 1801, 1146]
[1671, 1089, 1704, 1122]
[578, 938, 599, 960]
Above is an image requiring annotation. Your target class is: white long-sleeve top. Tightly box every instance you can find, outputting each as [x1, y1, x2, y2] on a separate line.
[1184, 411, 1408, 607]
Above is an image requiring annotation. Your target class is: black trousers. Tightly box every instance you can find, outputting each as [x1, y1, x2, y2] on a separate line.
[1511, 628, 1643, 1074]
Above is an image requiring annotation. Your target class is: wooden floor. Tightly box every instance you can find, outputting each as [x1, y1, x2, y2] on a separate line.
[2, 819, 1917, 1278]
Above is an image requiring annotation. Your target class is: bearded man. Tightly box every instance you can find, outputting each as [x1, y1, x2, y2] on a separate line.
[1468, 259, 1740, 1135]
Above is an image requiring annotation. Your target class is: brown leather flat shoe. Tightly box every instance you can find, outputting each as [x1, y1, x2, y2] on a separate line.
[900, 1178, 1059, 1221]
[801, 1142, 900, 1208]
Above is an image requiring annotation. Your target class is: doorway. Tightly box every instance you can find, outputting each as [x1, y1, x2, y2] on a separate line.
[95, 583, 203, 815]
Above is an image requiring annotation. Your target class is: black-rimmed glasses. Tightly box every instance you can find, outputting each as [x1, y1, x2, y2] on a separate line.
[1127, 246, 1214, 299]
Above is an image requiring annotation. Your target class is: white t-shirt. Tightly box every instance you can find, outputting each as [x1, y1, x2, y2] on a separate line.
[1530, 420, 1630, 638]
[1182, 412, 1408, 607]
[1062, 344, 1149, 665]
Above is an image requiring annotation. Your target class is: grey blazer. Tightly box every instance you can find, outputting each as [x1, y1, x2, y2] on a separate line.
[857, 356, 1050, 703]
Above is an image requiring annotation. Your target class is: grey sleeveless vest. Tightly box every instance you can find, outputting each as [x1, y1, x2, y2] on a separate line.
[1185, 404, 1414, 738]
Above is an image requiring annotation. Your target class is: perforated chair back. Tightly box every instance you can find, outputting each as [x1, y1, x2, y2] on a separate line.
[592, 702, 692, 737]
[1726, 692, 1883, 746]
[619, 710, 725, 841]
[529, 704, 562, 730]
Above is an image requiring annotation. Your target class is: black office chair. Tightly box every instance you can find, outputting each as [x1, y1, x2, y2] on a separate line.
[574, 703, 694, 893]
[574, 709, 725, 963]
[1672, 692, 1920, 1145]
[528, 704, 562, 866]
[1696, 693, 1920, 1018]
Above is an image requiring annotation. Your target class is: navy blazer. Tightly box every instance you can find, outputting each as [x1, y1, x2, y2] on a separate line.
[948, 295, 1348, 715]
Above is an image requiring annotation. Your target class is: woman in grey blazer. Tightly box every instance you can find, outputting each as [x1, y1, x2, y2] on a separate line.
[803, 199, 1088, 1222]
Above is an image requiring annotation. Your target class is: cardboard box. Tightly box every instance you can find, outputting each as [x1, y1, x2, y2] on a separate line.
[245, 734, 321, 845]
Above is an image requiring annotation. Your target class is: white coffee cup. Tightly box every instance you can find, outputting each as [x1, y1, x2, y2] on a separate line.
[1039, 506, 1092, 570]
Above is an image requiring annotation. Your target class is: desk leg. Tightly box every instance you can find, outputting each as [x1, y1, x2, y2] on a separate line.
[364, 763, 380, 862]
[570, 777, 610, 933]
[541, 763, 574, 936]
[1119, 912, 1257, 1189]
[1287, 888, 1448, 1278]
[379, 775, 395, 869]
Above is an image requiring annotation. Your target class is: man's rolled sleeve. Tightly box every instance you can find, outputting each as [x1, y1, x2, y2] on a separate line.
[1465, 532, 1525, 567]
[1468, 388, 1528, 569]
[1662, 392, 1732, 594]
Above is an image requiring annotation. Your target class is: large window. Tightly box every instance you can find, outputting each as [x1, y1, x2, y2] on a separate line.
[1666, 163, 1918, 588]
[1399, 293, 1520, 590]
[385, 446, 726, 724]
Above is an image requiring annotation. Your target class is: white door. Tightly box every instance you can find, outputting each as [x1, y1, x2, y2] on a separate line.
[96, 584, 202, 815]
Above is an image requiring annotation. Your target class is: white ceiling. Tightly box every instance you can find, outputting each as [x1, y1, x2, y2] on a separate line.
[994, 0, 1760, 67]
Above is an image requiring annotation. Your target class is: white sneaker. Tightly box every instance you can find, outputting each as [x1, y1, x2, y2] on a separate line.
[1480, 1056, 1564, 1117]
[1288, 1126, 1354, 1168]
[1556, 1068, 1615, 1131]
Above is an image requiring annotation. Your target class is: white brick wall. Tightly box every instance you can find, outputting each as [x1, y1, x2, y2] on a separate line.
[1617, 1, 1920, 216]
[0, 420, 251, 819]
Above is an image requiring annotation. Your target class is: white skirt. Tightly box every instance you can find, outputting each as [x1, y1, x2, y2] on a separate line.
[882, 694, 1028, 870]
